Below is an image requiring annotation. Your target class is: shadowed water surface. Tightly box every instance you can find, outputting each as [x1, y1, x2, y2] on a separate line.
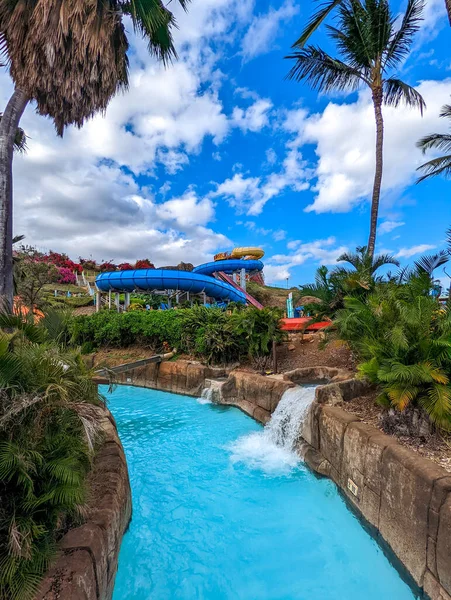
[106, 385, 416, 600]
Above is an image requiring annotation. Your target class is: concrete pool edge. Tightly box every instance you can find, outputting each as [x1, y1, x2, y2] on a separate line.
[102, 359, 451, 600]
[34, 406, 132, 600]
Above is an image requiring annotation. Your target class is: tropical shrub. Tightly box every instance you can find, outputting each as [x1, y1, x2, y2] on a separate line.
[335, 274, 451, 429]
[0, 314, 104, 599]
[299, 248, 400, 319]
[70, 306, 284, 365]
[118, 263, 134, 271]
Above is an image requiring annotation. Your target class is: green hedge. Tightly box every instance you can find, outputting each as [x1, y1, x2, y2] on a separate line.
[70, 306, 284, 364]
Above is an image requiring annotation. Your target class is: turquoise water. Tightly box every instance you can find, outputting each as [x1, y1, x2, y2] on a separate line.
[106, 385, 416, 600]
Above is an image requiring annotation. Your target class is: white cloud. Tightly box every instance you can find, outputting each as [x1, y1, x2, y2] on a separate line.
[232, 98, 273, 132]
[284, 79, 451, 214]
[264, 264, 291, 283]
[378, 220, 405, 235]
[395, 244, 436, 259]
[419, 0, 447, 42]
[264, 237, 348, 283]
[273, 229, 286, 241]
[214, 139, 309, 215]
[241, 0, 299, 62]
[266, 148, 277, 164]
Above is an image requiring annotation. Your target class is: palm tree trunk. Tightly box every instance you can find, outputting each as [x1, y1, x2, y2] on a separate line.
[367, 88, 384, 261]
[0, 88, 28, 313]
[446, 0, 451, 26]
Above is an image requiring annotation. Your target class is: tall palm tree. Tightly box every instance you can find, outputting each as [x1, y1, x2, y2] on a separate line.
[286, 0, 426, 262]
[417, 104, 451, 182]
[0, 0, 189, 313]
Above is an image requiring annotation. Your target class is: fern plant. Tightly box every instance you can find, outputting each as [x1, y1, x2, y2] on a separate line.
[0, 314, 104, 600]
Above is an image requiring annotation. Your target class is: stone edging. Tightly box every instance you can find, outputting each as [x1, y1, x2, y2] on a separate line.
[35, 406, 132, 600]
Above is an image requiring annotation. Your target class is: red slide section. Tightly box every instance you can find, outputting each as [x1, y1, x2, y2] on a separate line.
[217, 272, 264, 309]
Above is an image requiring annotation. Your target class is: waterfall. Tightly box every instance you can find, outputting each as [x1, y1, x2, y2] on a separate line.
[228, 385, 316, 473]
[265, 386, 317, 451]
[197, 387, 214, 404]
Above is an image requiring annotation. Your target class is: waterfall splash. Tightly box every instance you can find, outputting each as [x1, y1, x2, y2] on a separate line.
[197, 387, 214, 405]
[228, 386, 316, 473]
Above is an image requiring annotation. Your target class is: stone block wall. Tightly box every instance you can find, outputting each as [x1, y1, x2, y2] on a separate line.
[106, 359, 227, 398]
[300, 401, 451, 600]
[35, 408, 132, 600]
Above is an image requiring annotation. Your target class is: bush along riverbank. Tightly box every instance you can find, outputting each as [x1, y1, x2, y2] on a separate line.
[70, 306, 285, 366]
[0, 312, 106, 600]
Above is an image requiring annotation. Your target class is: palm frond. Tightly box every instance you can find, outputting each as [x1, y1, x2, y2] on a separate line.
[383, 0, 424, 69]
[384, 78, 426, 114]
[285, 46, 366, 90]
[417, 133, 451, 154]
[414, 250, 449, 275]
[292, 0, 345, 48]
[416, 154, 451, 183]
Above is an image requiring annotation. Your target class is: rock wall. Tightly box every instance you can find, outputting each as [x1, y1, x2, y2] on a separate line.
[300, 397, 451, 600]
[218, 371, 295, 424]
[97, 359, 228, 398]
[35, 408, 132, 600]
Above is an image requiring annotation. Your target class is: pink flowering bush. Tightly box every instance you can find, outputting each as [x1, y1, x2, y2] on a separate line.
[58, 267, 77, 284]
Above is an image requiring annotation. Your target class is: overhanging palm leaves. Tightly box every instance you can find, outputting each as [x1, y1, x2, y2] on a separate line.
[287, 0, 425, 260]
[417, 104, 451, 182]
[0, 0, 190, 135]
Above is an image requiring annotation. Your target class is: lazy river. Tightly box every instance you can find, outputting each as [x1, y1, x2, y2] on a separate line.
[106, 385, 417, 600]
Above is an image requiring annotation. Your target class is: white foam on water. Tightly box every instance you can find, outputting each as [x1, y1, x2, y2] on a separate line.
[197, 387, 214, 405]
[228, 385, 317, 474]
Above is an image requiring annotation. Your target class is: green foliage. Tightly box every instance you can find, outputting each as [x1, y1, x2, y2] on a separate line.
[70, 306, 284, 365]
[299, 248, 400, 319]
[47, 295, 93, 309]
[335, 273, 451, 429]
[0, 315, 103, 599]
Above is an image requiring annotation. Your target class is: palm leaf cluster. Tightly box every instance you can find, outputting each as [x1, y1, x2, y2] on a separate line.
[0, 313, 104, 600]
[286, 0, 425, 113]
[335, 274, 451, 429]
[0, 0, 189, 135]
[417, 104, 451, 182]
[298, 247, 399, 318]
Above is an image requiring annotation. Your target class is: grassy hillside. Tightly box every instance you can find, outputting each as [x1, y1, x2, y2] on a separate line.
[247, 282, 299, 309]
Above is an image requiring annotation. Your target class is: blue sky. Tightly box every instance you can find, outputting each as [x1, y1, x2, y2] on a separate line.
[1, 0, 450, 287]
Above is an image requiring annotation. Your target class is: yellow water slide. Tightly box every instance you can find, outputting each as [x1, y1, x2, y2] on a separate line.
[214, 247, 265, 261]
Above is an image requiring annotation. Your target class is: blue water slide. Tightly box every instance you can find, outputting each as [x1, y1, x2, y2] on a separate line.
[193, 259, 264, 276]
[95, 269, 246, 303]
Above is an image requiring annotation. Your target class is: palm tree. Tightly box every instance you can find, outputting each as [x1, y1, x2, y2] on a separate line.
[286, 0, 425, 261]
[0, 0, 189, 313]
[417, 104, 451, 182]
[294, 0, 451, 47]
[333, 246, 399, 290]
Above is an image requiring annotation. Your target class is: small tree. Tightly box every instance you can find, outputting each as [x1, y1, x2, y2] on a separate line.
[14, 246, 58, 309]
